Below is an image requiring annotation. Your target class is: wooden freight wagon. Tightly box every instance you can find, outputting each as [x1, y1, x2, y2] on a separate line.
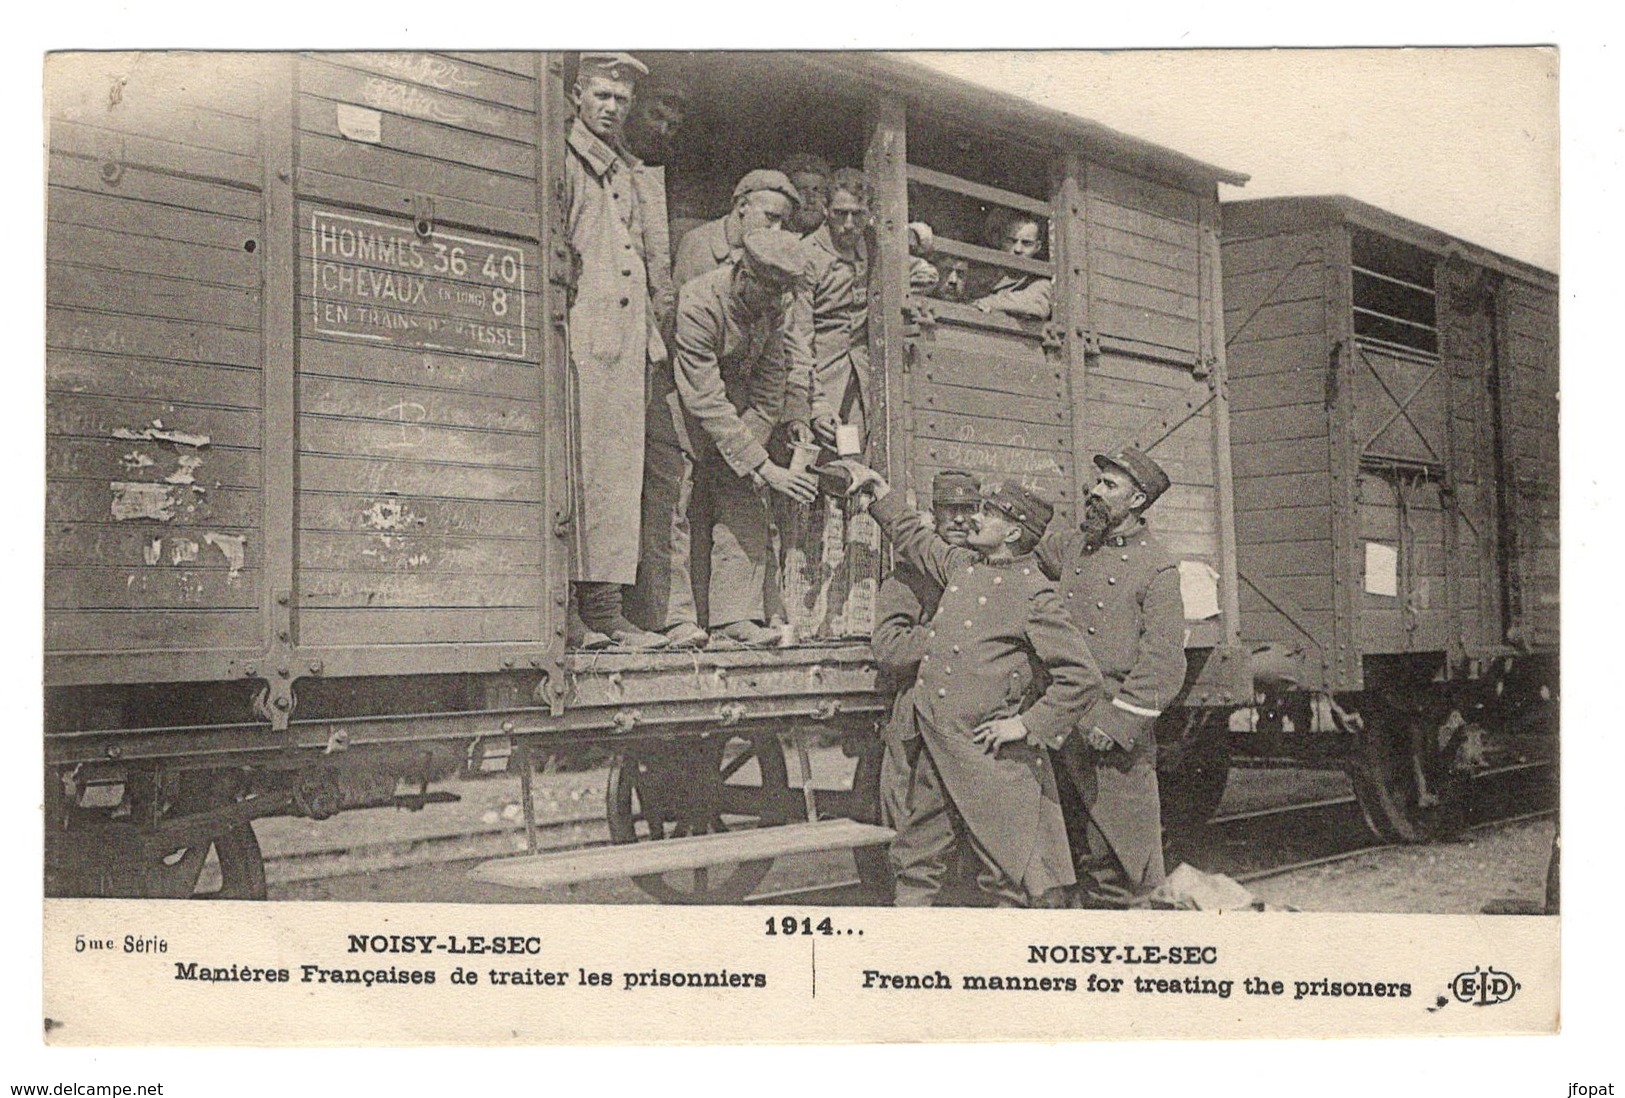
[1220, 196, 1558, 841]
[43, 50, 1251, 902]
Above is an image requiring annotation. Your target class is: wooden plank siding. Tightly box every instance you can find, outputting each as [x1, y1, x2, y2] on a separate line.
[44, 55, 269, 659]
[290, 53, 548, 654]
[1498, 278, 1560, 648]
[1221, 228, 1336, 654]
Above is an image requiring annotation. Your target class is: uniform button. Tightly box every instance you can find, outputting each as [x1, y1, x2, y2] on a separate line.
[978, 596, 987, 605]
[949, 585, 959, 592]
[993, 576, 1002, 585]
[1023, 568, 1031, 575]
[1087, 626, 1097, 635]
[621, 269, 632, 276]
[624, 243, 633, 249]
[928, 630, 936, 638]
[917, 676, 926, 686]
[945, 666, 953, 675]
[938, 688, 947, 698]
[1107, 577, 1117, 585]
[921, 654, 930, 662]
[951, 645, 960, 654]
[1075, 567, 1083, 575]
[1096, 601, 1105, 609]
[1121, 554, 1129, 561]
[1140, 541, 1147, 547]
[619, 297, 630, 306]
[1067, 592, 1075, 599]
[963, 620, 974, 629]
[967, 566, 975, 574]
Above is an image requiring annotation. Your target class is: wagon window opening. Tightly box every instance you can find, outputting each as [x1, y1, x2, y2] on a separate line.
[622, 52, 872, 253]
[1351, 229, 1438, 358]
[903, 116, 1056, 318]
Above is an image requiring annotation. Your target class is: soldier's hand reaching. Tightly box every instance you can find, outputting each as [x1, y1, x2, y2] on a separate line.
[810, 414, 839, 447]
[758, 461, 818, 504]
[786, 419, 815, 446]
[972, 716, 1029, 754]
[841, 461, 889, 499]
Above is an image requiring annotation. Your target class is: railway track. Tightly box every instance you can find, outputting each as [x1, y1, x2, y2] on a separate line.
[265, 759, 1555, 906]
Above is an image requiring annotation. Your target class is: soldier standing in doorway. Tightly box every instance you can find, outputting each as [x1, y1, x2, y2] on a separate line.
[1036, 447, 1187, 904]
[671, 229, 820, 645]
[561, 51, 672, 648]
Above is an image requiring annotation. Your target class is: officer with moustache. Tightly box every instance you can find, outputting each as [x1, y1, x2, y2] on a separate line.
[1036, 447, 1187, 904]
[847, 463, 1103, 907]
[871, 470, 980, 905]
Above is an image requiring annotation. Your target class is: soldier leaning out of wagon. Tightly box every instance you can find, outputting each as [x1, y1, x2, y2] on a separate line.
[973, 209, 1053, 320]
[844, 462, 1105, 908]
[673, 169, 805, 288]
[871, 470, 983, 905]
[1035, 447, 1186, 905]
[561, 51, 680, 650]
[671, 229, 823, 647]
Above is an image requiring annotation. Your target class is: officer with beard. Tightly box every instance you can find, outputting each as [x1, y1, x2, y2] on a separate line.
[1036, 447, 1186, 904]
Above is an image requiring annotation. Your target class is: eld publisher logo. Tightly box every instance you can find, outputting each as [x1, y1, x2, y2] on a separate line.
[1450, 965, 1519, 1006]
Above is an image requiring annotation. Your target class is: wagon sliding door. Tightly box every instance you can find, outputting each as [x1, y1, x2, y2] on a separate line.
[288, 52, 566, 688]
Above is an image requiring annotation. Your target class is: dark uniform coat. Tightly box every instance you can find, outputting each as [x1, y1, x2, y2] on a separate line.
[1037, 515, 1186, 892]
[871, 492, 1103, 900]
[804, 225, 870, 434]
[871, 558, 941, 746]
[563, 119, 671, 584]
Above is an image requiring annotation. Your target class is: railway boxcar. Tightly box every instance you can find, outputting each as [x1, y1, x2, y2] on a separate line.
[1219, 196, 1558, 841]
[44, 50, 1252, 902]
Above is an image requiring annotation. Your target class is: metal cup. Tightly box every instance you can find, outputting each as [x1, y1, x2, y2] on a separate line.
[789, 440, 820, 474]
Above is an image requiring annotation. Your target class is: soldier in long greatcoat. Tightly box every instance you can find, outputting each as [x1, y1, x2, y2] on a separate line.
[1036, 447, 1188, 902]
[849, 465, 1104, 907]
[561, 52, 671, 648]
[871, 470, 980, 905]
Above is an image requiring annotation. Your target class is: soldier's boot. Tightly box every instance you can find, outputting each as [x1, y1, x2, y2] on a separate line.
[580, 582, 670, 650]
[567, 585, 612, 651]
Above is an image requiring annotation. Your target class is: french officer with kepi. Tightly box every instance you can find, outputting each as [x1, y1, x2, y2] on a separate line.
[847, 464, 1105, 907]
[1036, 446, 1187, 904]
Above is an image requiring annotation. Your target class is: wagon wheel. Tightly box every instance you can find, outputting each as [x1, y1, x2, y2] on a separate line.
[607, 732, 791, 904]
[44, 770, 269, 900]
[846, 734, 893, 897]
[1336, 693, 1463, 843]
[1157, 709, 1232, 839]
[150, 823, 269, 900]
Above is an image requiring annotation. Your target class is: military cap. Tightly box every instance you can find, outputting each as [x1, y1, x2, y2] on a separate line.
[740, 228, 807, 286]
[578, 52, 648, 83]
[732, 169, 803, 209]
[1093, 447, 1172, 505]
[980, 480, 1053, 544]
[931, 469, 980, 506]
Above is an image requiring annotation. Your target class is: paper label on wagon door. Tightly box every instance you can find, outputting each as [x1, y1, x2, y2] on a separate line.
[306, 208, 530, 360]
[1364, 541, 1399, 596]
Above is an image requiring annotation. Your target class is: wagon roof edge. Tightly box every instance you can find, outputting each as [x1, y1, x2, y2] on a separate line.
[815, 53, 1251, 192]
[1222, 194, 1558, 288]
